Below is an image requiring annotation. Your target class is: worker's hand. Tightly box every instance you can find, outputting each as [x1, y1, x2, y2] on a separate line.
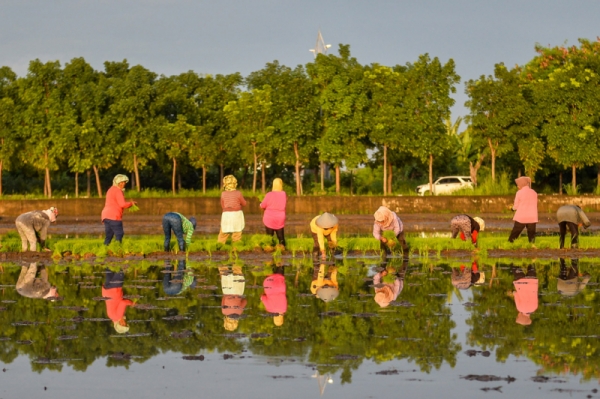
[381, 237, 388, 244]
[43, 247, 51, 252]
[381, 270, 388, 277]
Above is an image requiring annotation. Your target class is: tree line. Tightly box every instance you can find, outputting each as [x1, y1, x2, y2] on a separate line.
[1, 39, 599, 198]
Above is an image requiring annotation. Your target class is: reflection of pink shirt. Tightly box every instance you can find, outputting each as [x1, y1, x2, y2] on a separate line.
[261, 274, 287, 314]
[513, 186, 538, 224]
[513, 279, 538, 314]
[260, 191, 287, 230]
[102, 287, 134, 322]
[101, 186, 133, 221]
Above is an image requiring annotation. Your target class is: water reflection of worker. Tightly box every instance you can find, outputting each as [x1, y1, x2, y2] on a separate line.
[219, 265, 247, 331]
[311, 263, 339, 302]
[163, 259, 197, 296]
[261, 266, 287, 326]
[558, 258, 590, 296]
[510, 264, 538, 326]
[310, 213, 340, 259]
[102, 267, 135, 334]
[451, 261, 485, 290]
[16, 263, 59, 299]
[557, 205, 591, 249]
[373, 258, 408, 308]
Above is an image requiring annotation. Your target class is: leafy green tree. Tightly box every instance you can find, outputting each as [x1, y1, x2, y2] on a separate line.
[224, 86, 274, 193]
[405, 55, 459, 192]
[247, 61, 318, 195]
[307, 45, 369, 193]
[0, 66, 19, 196]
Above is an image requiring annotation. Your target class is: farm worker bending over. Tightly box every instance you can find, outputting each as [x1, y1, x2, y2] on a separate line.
[16, 263, 59, 299]
[310, 212, 339, 259]
[15, 207, 58, 252]
[373, 206, 408, 254]
[260, 178, 287, 249]
[556, 205, 591, 249]
[261, 266, 287, 326]
[162, 212, 197, 252]
[311, 263, 339, 302]
[508, 176, 538, 245]
[101, 174, 136, 245]
[102, 267, 135, 334]
[450, 215, 484, 248]
[218, 175, 247, 244]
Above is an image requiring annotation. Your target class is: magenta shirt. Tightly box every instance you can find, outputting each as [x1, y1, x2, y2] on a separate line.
[260, 191, 287, 230]
[513, 186, 538, 224]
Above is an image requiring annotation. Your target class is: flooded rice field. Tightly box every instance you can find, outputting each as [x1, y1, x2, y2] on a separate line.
[1, 256, 599, 398]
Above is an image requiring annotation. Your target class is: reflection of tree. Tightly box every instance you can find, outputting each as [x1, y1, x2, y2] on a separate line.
[466, 260, 600, 381]
[0, 258, 460, 379]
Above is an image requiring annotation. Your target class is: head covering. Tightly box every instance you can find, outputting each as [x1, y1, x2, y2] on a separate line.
[113, 320, 130, 334]
[224, 316, 239, 331]
[273, 314, 284, 326]
[272, 178, 283, 192]
[223, 175, 237, 191]
[316, 212, 338, 229]
[113, 174, 129, 187]
[515, 176, 531, 189]
[316, 286, 339, 302]
[473, 217, 485, 231]
[43, 207, 58, 223]
[374, 206, 395, 229]
[374, 286, 394, 308]
[189, 217, 197, 230]
[516, 313, 532, 326]
[474, 272, 486, 285]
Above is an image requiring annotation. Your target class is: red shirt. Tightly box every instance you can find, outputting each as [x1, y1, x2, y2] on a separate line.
[102, 287, 133, 322]
[220, 190, 247, 212]
[101, 186, 133, 221]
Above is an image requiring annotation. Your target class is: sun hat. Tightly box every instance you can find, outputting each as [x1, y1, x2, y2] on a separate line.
[113, 319, 130, 334]
[473, 217, 485, 231]
[315, 286, 339, 302]
[113, 174, 129, 186]
[316, 212, 338, 229]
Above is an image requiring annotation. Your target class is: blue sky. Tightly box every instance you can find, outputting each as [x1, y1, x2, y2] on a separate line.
[2, 0, 599, 118]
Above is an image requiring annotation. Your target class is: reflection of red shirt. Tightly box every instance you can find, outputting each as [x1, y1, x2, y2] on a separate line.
[261, 274, 287, 314]
[101, 186, 133, 221]
[513, 279, 538, 314]
[102, 287, 133, 322]
[221, 295, 248, 316]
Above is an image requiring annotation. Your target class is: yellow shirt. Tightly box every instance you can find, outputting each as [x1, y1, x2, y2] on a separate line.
[310, 264, 339, 295]
[310, 216, 338, 251]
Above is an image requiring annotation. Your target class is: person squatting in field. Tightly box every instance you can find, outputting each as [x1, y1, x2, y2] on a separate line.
[15, 207, 58, 252]
[162, 212, 196, 252]
[450, 214, 485, 248]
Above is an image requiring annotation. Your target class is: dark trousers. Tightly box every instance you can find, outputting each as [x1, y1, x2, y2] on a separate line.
[380, 231, 409, 254]
[104, 268, 125, 289]
[104, 219, 124, 245]
[508, 222, 536, 243]
[265, 227, 286, 246]
[512, 265, 537, 280]
[558, 221, 579, 249]
[163, 212, 185, 251]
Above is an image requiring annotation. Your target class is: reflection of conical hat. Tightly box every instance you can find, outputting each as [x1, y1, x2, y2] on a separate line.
[316, 213, 338, 229]
[473, 217, 485, 231]
[316, 286, 339, 302]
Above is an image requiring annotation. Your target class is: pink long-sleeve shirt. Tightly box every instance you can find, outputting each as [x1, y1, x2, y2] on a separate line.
[260, 273, 287, 314]
[101, 186, 133, 221]
[260, 191, 287, 230]
[513, 278, 538, 314]
[513, 186, 538, 224]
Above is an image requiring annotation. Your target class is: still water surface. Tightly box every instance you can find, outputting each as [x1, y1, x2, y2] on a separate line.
[0, 257, 598, 398]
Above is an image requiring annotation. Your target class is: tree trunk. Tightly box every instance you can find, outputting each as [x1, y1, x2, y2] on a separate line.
[383, 145, 387, 195]
[559, 172, 563, 195]
[387, 163, 393, 194]
[294, 141, 302, 196]
[488, 138, 497, 183]
[0, 159, 3, 197]
[320, 161, 325, 191]
[335, 165, 340, 194]
[87, 170, 91, 197]
[469, 153, 486, 187]
[172, 157, 177, 195]
[572, 164, 577, 194]
[44, 148, 51, 198]
[75, 172, 79, 198]
[133, 153, 141, 192]
[428, 154, 433, 195]
[261, 161, 266, 194]
[92, 165, 103, 198]
[220, 164, 224, 189]
[252, 143, 257, 193]
[46, 167, 52, 198]
[202, 166, 206, 194]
